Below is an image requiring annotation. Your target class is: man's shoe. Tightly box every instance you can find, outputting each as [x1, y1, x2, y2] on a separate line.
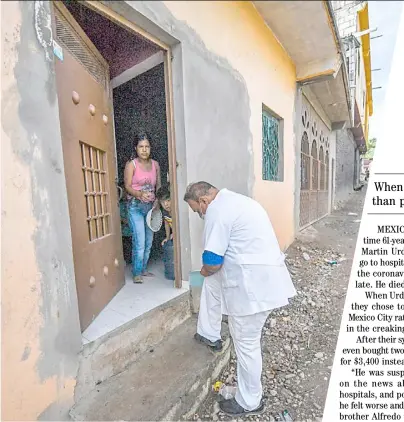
[219, 398, 265, 417]
[194, 333, 223, 352]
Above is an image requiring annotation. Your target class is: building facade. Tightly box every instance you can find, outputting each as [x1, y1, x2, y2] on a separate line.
[2, 1, 367, 420]
[331, 0, 373, 205]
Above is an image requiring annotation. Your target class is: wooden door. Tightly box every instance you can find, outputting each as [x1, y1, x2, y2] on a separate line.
[53, 2, 124, 331]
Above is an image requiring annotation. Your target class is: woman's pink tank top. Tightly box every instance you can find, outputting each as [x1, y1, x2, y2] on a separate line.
[131, 159, 157, 202]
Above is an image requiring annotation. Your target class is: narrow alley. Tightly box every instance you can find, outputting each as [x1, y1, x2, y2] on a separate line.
[196, 189, 367, 422]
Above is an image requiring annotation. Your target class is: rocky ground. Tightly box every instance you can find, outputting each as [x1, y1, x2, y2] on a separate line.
[193, 189, 367, 422]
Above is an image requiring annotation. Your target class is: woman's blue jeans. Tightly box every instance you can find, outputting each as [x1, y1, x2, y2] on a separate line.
[127, 199, 154, 277]
[163, 239, 175, 280]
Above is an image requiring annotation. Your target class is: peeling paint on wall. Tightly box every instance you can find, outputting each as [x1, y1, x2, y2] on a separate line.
[15, 0, 82, 384]
[21, 345, 32, 361]
[34, 0, 53, 62]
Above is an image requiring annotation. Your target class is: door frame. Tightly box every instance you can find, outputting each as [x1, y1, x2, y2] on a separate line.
[53, 0, 183, 288]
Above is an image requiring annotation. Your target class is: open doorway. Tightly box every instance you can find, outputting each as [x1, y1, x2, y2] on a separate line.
[53, 1, 185, 343]
[113, 63, 169, 277]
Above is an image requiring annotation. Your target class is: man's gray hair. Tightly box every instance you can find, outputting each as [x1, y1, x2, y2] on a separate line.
[183, 181, 216, 202]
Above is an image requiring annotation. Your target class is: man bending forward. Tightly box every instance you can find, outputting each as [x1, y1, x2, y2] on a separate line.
[184, 182, 296, 417]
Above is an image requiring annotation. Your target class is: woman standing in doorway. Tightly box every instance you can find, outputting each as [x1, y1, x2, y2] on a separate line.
[124, 132, 161, 283]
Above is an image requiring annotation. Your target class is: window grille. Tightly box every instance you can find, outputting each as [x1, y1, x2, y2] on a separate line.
[80, 142, 111, 241]
[262, 110, 282, 181]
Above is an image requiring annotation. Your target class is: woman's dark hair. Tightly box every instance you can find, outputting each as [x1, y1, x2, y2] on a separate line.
[135, 131, 151, 147]
[131, 131, 151, 160]
[157, 185, 170, 201]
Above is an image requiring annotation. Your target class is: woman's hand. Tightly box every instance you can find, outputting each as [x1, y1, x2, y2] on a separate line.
[138, 192, 151, 202]
[161, 238, 169, 246]
[169, 233, 174, 240]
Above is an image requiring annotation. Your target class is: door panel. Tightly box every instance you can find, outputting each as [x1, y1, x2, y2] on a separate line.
[53, 3, 124, 331]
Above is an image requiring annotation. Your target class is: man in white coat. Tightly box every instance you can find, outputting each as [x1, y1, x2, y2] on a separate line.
[184, 182, 296, 417]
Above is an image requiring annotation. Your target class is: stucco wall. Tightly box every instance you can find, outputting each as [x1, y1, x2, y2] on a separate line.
[335, 128, 356, 206]
[166, 1, 296, 253]
[1, 2, 82, 420]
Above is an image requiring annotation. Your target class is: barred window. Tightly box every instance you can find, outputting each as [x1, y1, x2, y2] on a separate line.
[80, 142, 111, 242]
[262, 106, 284, 181]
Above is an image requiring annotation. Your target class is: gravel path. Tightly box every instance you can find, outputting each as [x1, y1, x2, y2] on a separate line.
[193, 189, 366, 422]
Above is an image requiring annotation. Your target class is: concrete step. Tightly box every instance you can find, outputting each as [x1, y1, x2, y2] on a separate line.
[75, 291, 192, 403]
[70, 317, 231, 421]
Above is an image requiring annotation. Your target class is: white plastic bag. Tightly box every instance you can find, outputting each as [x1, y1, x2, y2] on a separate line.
[219, 385, 237, 400]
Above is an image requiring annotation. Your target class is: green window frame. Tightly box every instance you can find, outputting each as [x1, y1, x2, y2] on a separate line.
[262, 106, 284, 182]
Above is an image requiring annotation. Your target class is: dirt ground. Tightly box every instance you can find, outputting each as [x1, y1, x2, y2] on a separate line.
[194, 188, 367, 422]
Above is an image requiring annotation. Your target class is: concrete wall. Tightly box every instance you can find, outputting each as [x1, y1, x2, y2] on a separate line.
[334, 128, 356, 205]
[332, 0, 362, 38]
[1, 1, 82, 420]
[332, 1, 368, 125]
[354, 147, 361, 187]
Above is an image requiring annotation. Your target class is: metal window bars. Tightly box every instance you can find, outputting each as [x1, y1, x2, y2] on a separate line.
[262, 111, 280, 181]
[80, 142, 111, 241]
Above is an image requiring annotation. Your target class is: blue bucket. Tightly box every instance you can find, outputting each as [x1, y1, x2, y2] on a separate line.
[189, 271, 205, 287]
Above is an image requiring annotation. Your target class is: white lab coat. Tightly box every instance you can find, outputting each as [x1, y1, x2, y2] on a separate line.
[197, 189, 296, 411]
[203, 189, 296, 316]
